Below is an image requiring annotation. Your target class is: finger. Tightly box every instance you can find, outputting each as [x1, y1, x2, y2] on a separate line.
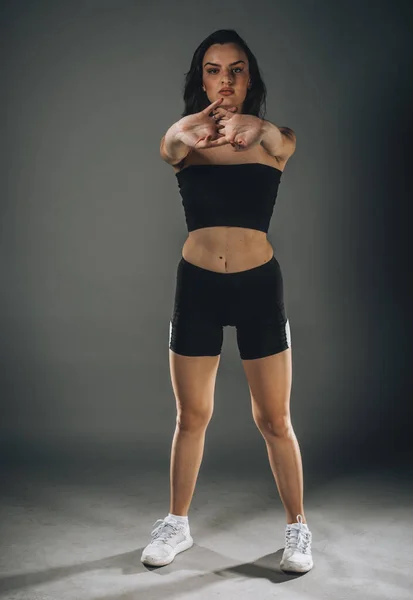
[212, 106, 236, 118]
[214, 114, 231, 123]
[204, 136, 231, 148]
[203, 97, 224, 114]
[217, 106, 237, 115]
[199, 132, 228, 147]
[212, 113, 234, 124]
[196, 133, 213, 147]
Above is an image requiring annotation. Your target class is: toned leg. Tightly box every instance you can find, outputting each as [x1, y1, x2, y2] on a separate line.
[242, 347, 306, 524]
[168, 349, 221, 516]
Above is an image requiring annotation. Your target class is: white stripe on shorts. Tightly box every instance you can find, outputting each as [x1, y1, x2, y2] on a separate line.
[285, 318, 291, 347]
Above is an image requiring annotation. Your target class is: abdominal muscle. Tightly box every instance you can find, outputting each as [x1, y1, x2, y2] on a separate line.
[182, 227, 274, 273]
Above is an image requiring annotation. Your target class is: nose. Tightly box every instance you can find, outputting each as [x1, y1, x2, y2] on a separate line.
[222, 72, 234, 83]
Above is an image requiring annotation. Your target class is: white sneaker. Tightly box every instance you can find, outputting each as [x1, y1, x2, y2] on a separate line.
[141, 516, 194, 567]
[280, 514, 314, 573]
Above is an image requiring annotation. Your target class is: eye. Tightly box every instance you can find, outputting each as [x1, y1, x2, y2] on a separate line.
[207, 68, 243, 74]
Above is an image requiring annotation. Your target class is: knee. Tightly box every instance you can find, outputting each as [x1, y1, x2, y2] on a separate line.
[255, 414, 293, 438]
[176, 408, 212, 431]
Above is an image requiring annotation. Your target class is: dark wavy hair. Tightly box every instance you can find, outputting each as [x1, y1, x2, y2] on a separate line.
[180, 29, 267, 119]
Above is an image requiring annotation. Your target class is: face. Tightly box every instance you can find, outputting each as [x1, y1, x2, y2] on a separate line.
[202, 43, 251, 113]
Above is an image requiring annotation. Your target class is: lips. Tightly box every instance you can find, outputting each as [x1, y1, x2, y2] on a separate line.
[219, 89, 234, 94]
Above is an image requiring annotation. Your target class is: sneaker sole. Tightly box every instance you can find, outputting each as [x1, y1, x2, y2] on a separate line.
[280, 558, 313, 573]
[141, 534, 194, 567]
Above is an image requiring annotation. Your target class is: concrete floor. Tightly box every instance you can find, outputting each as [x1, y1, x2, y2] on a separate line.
[0, 459, 412, 600]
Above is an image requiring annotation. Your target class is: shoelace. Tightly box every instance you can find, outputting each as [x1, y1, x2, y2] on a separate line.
[285, 525, 312, 554]
[150, 519, 183, 543]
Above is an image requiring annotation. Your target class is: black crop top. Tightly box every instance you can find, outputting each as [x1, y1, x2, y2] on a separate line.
[175, 162, 282, 233]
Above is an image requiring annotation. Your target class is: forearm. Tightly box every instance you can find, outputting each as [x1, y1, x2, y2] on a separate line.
[259, 119, 284, 156]
[161, 121, 191, 164]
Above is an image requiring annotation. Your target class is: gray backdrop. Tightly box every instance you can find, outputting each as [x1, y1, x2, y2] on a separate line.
[1, 0, 412, 472]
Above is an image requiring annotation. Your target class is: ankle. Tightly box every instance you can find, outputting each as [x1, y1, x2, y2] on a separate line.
[167, 512, 189, 523]
[286, 514, 306, 525]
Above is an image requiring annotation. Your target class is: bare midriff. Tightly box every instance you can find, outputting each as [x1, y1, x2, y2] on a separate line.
[173, 144, 286, 274]
[182, 227, 274, 273]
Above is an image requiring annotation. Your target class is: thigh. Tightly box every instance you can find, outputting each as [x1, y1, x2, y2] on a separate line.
[168, 259, 223, 425]
[242, 347, 292, 429]
[237, 317, 291, 360]
[169, 350, 221, 425]
[233, 257, 291, 360]
[169, 315, 224, 357]
[169, 257, 224, 357]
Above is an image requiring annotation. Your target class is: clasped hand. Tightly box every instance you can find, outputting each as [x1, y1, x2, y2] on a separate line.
[209, 106, 264, 152]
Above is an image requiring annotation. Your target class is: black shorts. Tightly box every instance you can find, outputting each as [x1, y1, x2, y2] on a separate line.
[169, 255, 291, 360]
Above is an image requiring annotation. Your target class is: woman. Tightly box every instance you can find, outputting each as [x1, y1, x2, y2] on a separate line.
[141, 29, 313, 573]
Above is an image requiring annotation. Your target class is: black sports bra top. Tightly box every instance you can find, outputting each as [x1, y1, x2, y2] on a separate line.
[175, 162, 283, 233]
